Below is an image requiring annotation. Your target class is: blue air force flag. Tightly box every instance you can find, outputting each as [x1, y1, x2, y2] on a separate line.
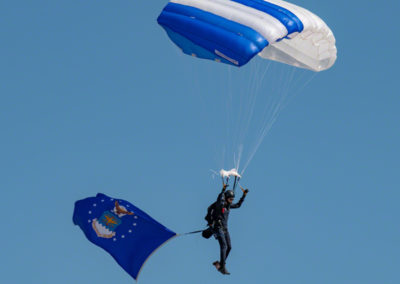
[73, 193, 177, 280]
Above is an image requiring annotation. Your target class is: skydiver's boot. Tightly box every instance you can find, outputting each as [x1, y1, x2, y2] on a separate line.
[218, 264, 230, 275]
[213, 261, 221, 270]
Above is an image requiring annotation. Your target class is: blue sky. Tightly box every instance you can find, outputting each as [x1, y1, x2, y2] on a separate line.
[1, 1, 399, 283]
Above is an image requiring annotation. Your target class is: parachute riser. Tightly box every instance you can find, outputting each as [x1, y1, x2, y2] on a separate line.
[232, 176, 240, 193]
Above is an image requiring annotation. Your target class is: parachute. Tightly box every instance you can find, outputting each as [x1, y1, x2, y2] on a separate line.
[158, 0, 337, 174]
[158, 0, 336, 71]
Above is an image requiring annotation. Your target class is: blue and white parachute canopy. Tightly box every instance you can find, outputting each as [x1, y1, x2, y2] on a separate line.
[157, 0, 337, 71]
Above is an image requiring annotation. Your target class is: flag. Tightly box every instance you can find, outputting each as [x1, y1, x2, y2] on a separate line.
[73, 193, 176, 280]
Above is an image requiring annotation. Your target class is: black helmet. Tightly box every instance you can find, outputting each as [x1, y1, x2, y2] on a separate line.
[225, 190, 235, 199]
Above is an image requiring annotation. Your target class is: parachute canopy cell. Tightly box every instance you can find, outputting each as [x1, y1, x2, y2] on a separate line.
[157, 0, 337, 71]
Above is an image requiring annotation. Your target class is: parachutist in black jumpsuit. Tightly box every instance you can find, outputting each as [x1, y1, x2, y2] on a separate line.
[212, 184, 248, 275]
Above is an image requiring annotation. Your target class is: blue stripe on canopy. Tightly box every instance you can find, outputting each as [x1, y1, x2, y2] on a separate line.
[163, 26, 235, 65]
[163, 3, 268, 49]
[231, 0, 304, 35]
[158, 3, 269, 66]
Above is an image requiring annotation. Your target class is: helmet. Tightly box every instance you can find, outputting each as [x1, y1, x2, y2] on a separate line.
[225, 190, 235, 199]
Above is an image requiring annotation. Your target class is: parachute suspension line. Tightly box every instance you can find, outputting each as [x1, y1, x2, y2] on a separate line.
[226, 66, 234, 160]
[221, 59, 277, 172]
[240, 66, 317, 175]
[241, 66, 292, 174]
[235, 144, 243, 172]
[239, 66, 289, 174]
[281, 71, 318, 110]
[238, 65, 299, 172]
[238, 62, 285, 175]
[234, 62, 250, 159]
[236, 61, 263, 150]
[233, 60, 270, 171]
[179, 229, 205, 236]
[245, 61, 265, 133]
[195, 56, 317, 177]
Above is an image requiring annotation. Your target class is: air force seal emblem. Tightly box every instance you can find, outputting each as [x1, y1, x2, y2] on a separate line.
[92, 201, 134, 238]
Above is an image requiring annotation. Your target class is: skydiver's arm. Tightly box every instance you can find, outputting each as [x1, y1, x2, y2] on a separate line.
[216, 184, 228, 207]
[230, 195, 245, 208]
[231, 187, 249, 209]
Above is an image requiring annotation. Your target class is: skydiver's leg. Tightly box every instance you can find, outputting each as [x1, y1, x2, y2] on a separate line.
[217, 228, 231, 275]
[225, 230, 232, 260]
[215, 228, 228, 267]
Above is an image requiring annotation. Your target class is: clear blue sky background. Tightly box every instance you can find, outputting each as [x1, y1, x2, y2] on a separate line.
[1, 1, 399, 283]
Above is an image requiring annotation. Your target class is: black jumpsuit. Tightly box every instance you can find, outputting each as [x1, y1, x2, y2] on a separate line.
[213, 188, 246, 268]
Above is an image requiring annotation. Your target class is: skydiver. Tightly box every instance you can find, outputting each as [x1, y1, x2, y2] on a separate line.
[208, 183, 249, 275]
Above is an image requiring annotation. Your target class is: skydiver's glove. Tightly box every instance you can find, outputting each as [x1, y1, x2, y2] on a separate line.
[240, 186, 249, 196]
